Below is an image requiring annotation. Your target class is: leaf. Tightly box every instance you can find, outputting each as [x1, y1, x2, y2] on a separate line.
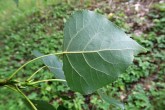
[98, 90, 124, 110]
[63, 10, 144, 94]
[32, 50, 65, 80]
[24, 99, 55, 110]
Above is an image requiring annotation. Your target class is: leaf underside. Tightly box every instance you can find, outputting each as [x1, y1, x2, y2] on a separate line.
[63, 10, 143, 94]
[24, 99, 55, 110]
[33, 50, 65, 80]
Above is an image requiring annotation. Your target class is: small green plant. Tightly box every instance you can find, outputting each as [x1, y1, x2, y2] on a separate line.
[0, 10, 143, 110]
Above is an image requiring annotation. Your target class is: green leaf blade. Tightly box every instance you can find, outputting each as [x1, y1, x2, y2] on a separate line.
[63, 10, 143, 94]
[24, 99, 56, 110]
[33, 50, 65, 80]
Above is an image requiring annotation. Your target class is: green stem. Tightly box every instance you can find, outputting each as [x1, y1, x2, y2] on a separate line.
[7, 52, 63, 81]
[27, 66, 47, 81]
[5, 85, 18, 92]
[0, 80, 19, 87]
[6, 85, 37, 110]
[15, 86, 38, 110]
[0, 79, 7, 86]
[29, 79, 66, 85]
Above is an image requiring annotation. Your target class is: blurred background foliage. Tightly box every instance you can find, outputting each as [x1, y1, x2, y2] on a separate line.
[0, 0, 164, 110]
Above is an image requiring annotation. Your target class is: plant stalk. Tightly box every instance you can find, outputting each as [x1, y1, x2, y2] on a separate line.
[0, 79, 7, 86]
[29, 79, 66, 85]
[27, 66, 47, 81]
[15, 86, 38, 110]
[7, 52, 64, 81]
[6, 85, 37, 110]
